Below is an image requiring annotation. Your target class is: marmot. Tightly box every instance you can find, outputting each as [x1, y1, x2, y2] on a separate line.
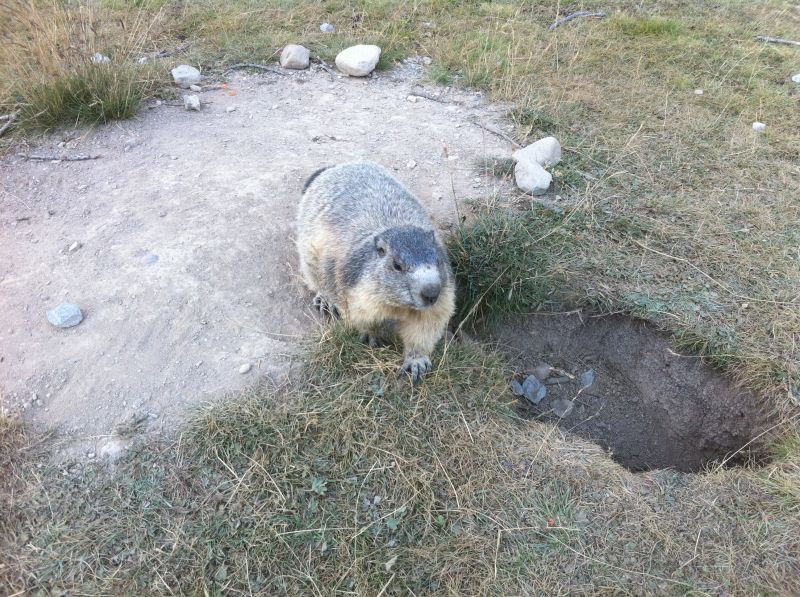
[297, 161, 456, 383]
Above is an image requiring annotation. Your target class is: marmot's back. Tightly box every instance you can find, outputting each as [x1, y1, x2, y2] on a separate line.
[298, 162, 434, 242]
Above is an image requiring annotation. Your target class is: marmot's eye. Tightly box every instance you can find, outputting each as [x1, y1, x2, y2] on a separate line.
[377, 247, 386, 257]
[393, 260, 403, 272]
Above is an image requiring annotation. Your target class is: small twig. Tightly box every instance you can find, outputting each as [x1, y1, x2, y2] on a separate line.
[314, 58, 338, 78]
[17, 153, 101, 161]
[549, 11, 607, 30]
[0, 111, 19, 137]
[468, 117, 522, 148]
[226, 62, 288, 76]
[409, 87, 462, 104]
[155, 42, 190, 58]
[755, 35, 800, 47]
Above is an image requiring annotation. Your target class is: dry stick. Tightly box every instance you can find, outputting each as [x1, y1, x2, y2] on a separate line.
[409, 87, 462, 104]
[226, 62, 289, 76]
[18, 153, 100, 161]
[755, 35, 800, 47]
[549, 10, 607, 30]
[314, 58, 338, 78]
[0, 111, 19, 137]
[468, 117, 522, 148]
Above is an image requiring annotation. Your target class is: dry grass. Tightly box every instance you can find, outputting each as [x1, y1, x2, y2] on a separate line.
[2, 0, 800, 594]
[2, 330, 799, 594]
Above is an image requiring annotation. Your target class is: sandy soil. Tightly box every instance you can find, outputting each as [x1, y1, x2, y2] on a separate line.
[0, 61, 513, 456]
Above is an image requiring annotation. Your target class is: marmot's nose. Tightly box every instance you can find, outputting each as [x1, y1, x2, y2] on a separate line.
[421, 283, 441, 305]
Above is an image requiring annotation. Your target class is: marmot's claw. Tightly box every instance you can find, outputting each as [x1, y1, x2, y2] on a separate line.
[360, 333, 388, 348]
[400, 354, 433, 384]
[312, 294, 340, 319]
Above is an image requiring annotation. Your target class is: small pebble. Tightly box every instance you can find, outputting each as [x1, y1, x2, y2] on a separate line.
[92, 53, 111, 64]
[46, 303, 83, 328]
[239, 363, 252, 374]
[752, 121, 767, 132]
[407, 95, 418, 103]
[189, 84, 202, 92]
[551, 398, 575, 418]
[68, 241, 82, 252]
[407, 160, 417, 169]
[226, 106, 237, 113]
[141, 253, 159, 265]
[580, 368, 596, 389]
[320, 23, 335, 33]
[792, 73, 800, 84]
[694, 88, 704, 95]
[533, 364, 551, 380]
[87, 452, 96, 459]
[183, 94, 201, 111]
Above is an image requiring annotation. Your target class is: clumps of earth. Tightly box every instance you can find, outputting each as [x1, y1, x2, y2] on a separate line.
[494, 313, 775, 473]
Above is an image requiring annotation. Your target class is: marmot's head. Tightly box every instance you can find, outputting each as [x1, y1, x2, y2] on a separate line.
[352, 225, 450, 311]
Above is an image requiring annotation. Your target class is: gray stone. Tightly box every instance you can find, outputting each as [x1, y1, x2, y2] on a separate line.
[514, 159, 552, 195]
[335, 44, 381, 77]
[512, 136, 561, 167]
[320, 23, 335, 33]
[68, 241, 82, 252]
[511, 375, 547, 405]
[189, 84, 202, 92]
[752, 121, 767, 133]
[47, 303, 83, 328]
[99, 438, 129, 462]
[225, 106, 237, 113]
[792, 73, 800, 84]
[183, 94, 201, 111]
[92, 53, 111, 64]
[239, 363, 252, 374]
[141, 253, 159, 265]
[280, 44, 311, 69]
[534, 364, 551, 381]
[551, 398, 575, 418]
[580, 368, 596, 389]
[172, 64, 201, 88]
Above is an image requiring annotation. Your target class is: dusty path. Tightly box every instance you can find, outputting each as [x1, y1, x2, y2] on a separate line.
[0, 62, 512, 455]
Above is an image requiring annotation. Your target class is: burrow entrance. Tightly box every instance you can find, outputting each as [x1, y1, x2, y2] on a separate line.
[490, 313, 774, 473]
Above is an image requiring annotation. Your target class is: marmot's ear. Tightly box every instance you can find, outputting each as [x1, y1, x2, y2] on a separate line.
[375, 236, 389, 257]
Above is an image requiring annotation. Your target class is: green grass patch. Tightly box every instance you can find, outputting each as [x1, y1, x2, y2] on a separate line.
[611, 14, 683, 37]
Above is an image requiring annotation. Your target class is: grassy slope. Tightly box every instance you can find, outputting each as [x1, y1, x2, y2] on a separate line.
[2, 0, 800, 593]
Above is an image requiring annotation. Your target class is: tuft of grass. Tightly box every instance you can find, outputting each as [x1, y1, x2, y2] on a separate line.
[476, 155, 515, 179]
[611, 14, 684, 37]
[448, 206, 575, 323]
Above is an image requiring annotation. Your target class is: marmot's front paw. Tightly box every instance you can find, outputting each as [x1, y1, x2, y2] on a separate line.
[400, 353, 432, 384]
[312, 293, 340, 319]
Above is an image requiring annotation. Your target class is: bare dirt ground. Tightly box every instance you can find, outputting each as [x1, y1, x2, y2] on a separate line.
[0, 62, 511, 457]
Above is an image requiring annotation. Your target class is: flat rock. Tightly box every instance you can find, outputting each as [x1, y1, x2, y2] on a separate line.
[320, 23, 335, 33]
[92, 53, 111, 64]
[752, 122, 767, 132]
[512, 136, 561, 167]
[172, 64, 201, 88]
[239, 363, 252, 374]
[280, 44, 310, 69]
[792, 73, 800, 84]
[47, 303, 83, 328]
[99, 438, 130, 462]
[183, 94, 201, 111]
[514, 159, 552, 195]
[335, 45, 381, 77]
[551, 398, 575, 418]
[189, 84, 202, 92]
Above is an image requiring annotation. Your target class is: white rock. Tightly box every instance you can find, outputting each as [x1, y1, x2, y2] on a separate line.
[226, 106, 237, 113]
[791, 73, 800, 84]
[171, 64, 201, 88]
[407, 160, 417, 169]
[68, 241, 82, 252]
[514, 160, 552, 196]
[47, 303, 83, 328]
[189, 84, 202, 92]
[752, 122, 767, 132]
[335, 45, 381, 77]
[92, 53, 111, 64]
[407, 95, 418, 103]
[280, 44, 310, 69]
[320, 23, 335, 33]
[239, 363, 252, 374]
[183, 94, 201, 111]
[512, 136, 562, 167]
[694, 88, 704, 95]
[99, 438, 129, 462]
[137, 56, 149, 65]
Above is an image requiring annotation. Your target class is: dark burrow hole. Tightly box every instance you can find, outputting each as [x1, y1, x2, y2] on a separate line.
[488, 313, 775, 473]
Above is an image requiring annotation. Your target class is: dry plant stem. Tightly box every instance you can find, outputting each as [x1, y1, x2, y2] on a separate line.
[409, 87, 461, 104]
[755, 35, 800, 46]
[468, 117, 522, 148]
[0, 111, 18, 137]
[549, 11, 607, 30]
[17, 153, 100, 161]
[314, 58, 338, 78]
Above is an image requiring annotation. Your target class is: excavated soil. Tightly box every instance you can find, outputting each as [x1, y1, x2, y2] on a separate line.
[493, 313, 774, 472]
[0, 61, 514, 457]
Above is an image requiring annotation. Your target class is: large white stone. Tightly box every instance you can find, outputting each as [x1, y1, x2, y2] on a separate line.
[171, 64, 201, 88]
[512, 136, 562, 167]
[514, 159, 552, 195]
[335, 45, 381, 77]
[280, 44, 310, 69]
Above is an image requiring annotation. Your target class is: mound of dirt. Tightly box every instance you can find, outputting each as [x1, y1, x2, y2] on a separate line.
[0, 64, 513, 454]
[492, 313, 774, 472]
